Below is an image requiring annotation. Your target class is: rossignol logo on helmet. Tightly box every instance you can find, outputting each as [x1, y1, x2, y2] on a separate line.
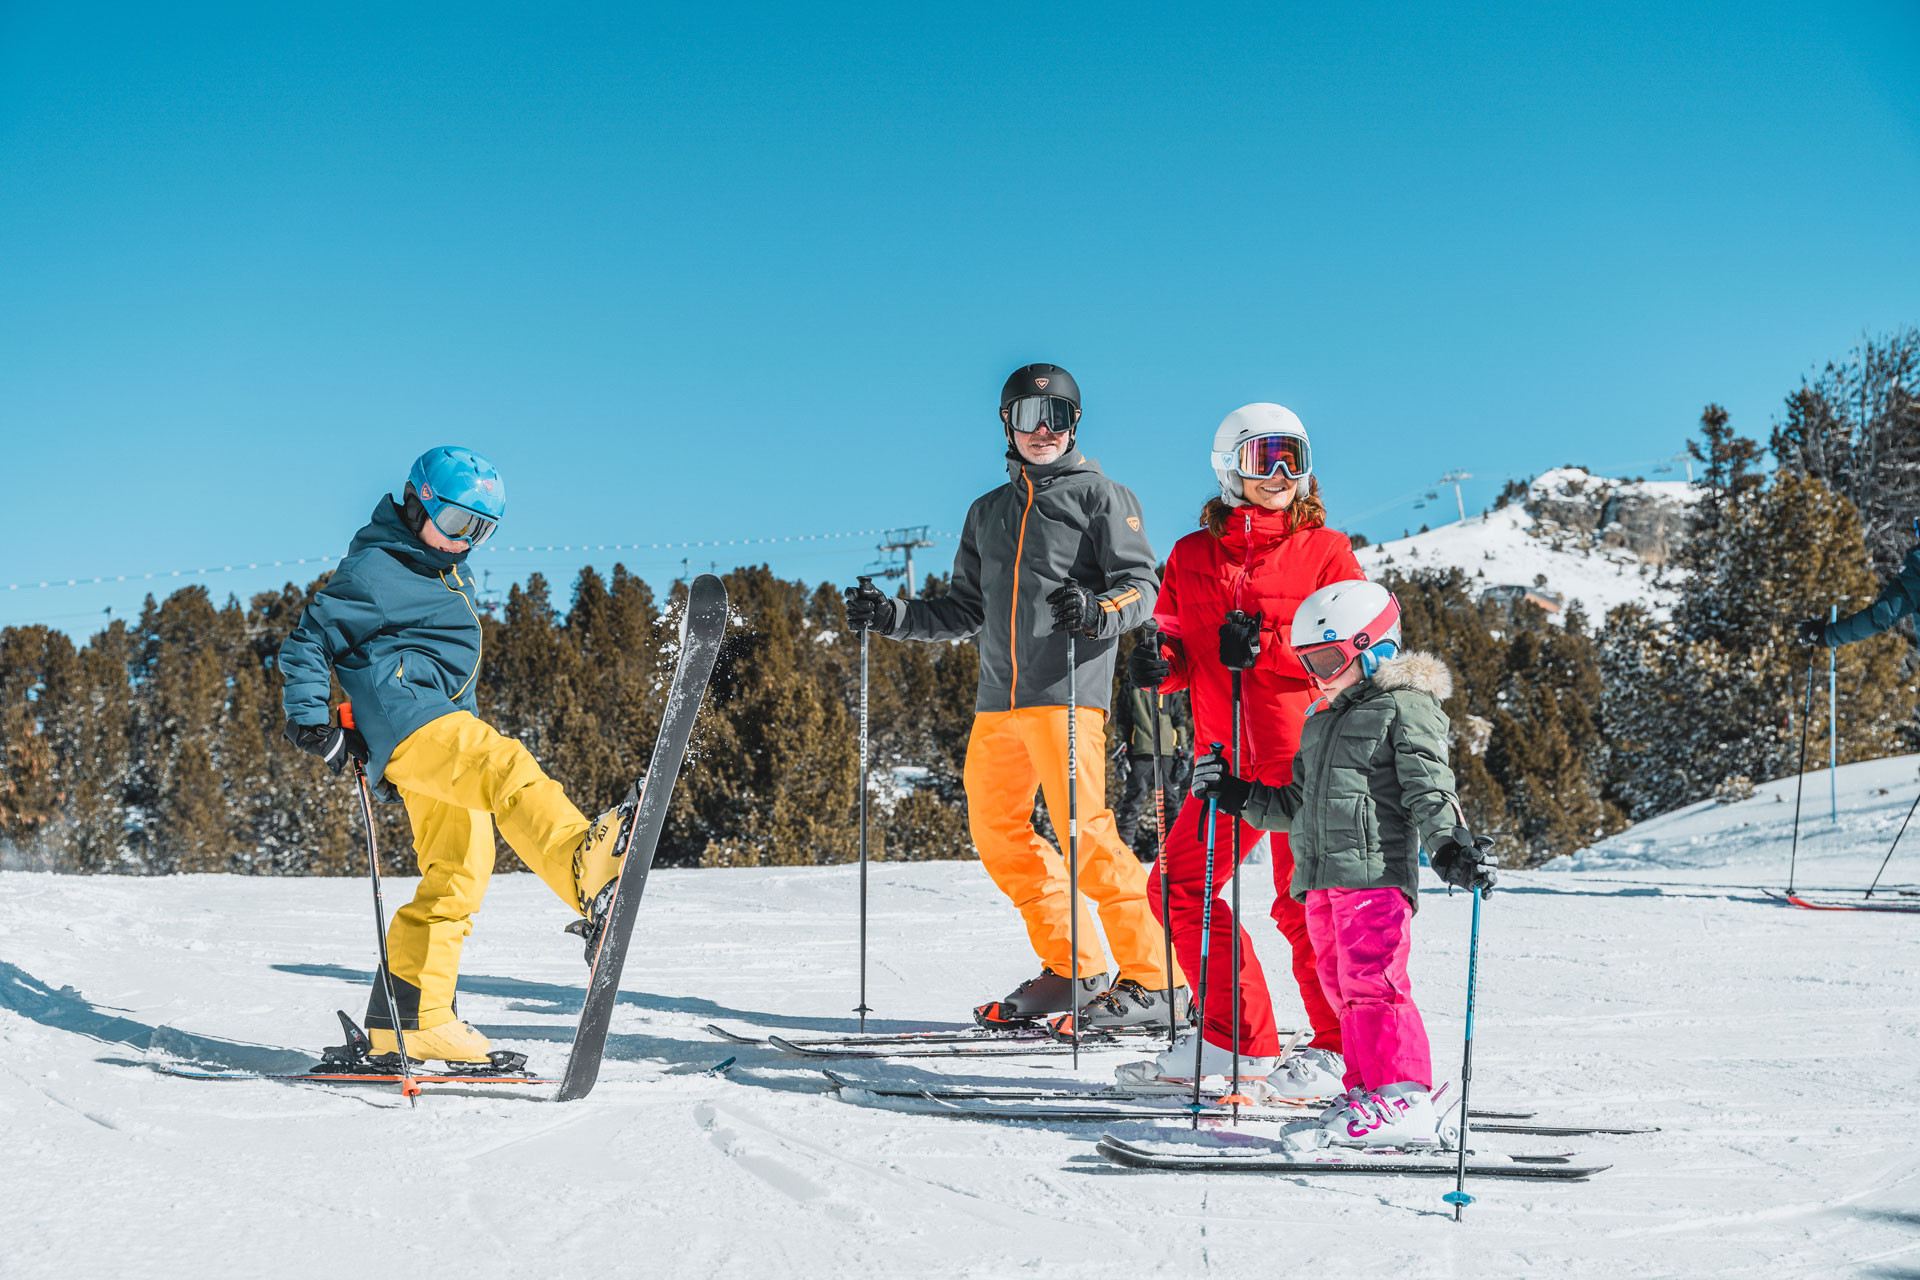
[421, 484, 434, 500]
[1323, 628, 1337, 641]
[1354, 632, 1371, 649]
[1034, 377, 1050, 390]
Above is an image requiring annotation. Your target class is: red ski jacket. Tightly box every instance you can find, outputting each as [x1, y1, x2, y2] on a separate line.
[1154, 505, 1365, 784]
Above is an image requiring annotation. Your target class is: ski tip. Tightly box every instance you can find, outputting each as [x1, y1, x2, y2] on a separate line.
[705, 1056, 737, 1076]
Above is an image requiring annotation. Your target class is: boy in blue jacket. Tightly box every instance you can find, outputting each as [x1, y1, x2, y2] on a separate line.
[279, 446, 631, 1065]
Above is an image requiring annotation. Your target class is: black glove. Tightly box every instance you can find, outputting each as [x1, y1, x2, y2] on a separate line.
[844, 579, 896, 635]
[1188, 746, 1251, 817]
[285, 719, 368, 776]
[1128, 635, 1173, 688]
[1219, 610, 1262, 671]
[1795, 617, 1831, 648]
[1430, 826, 1498, 896]
[1047, 582, 1100, 636]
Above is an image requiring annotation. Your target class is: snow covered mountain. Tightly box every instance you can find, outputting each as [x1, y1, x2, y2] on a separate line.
[1354, 467, 1699, 623]
[4, 751, 1916, 1277]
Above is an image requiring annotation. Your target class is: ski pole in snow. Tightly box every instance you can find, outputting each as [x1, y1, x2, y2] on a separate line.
[1067, 628, 1080, 1070]
[1443, 876, 1491, 1221]
[1224, 668, 1250, 1119]
[1788, 656, 1815, 896]
[1143, 621, 1176, 1051]
[1828, 604, 1838, 823]
[1865, 787, 1919, 900]
[341, 702, 418, 1107]
[1190, 742, 1224, 1127]
[855, 576, 874, 1033]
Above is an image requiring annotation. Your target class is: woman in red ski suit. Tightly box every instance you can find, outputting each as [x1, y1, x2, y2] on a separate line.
[1143, 407, 1364, 1071]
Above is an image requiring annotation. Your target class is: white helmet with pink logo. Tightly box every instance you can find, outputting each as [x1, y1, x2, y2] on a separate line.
[1289, 580, 1402, 681]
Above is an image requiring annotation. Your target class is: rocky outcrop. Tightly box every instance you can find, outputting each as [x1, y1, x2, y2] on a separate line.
[1524, 468, 1695, 566]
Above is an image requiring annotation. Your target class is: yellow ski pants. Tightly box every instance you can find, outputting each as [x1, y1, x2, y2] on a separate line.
[963, 707, 1183, 989]
[378, 711, 591, 1029]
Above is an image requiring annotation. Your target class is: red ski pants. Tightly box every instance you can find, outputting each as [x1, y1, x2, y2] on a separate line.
[1305, 887, 1431, 1091]
[1148, 791, 1342, 1059]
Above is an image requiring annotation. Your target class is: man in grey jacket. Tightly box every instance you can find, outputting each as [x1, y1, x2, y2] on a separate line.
[846, 364, 1187, 1032]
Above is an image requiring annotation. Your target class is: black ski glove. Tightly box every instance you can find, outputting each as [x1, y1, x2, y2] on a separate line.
[1795, 617, 1832, 648]
[1047, 582, 1101, 636]
[1430, 826, 1498, 896]
[1219, 610, 1262, 671]
[1128, 634, 1173, 688]
[844, 579, 897, 635]
[285, 719, 368, 776]
[1188, 746, 1251, 817]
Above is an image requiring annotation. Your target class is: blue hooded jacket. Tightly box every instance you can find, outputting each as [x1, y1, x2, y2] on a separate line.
[1826, 545, 1920, 646]
[279, 498, 485, 784]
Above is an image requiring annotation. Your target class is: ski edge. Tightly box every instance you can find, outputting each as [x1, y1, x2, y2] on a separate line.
[1094, 1136, 1611, 1181]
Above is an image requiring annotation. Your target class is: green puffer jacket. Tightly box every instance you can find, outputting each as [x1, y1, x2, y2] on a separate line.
[1238, 651, 1461, 909]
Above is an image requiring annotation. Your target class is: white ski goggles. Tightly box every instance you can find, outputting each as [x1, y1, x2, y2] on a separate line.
[1214, 433, 1311, 481]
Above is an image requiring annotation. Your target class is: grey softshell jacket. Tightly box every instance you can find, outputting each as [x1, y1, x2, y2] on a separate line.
[278, 498, 484, 785]
[1238, 652, 1462, 908]
[889, 450, 1158, 715]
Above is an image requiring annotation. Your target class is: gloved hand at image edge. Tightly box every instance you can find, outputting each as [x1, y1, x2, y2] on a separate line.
[285, 719, 369, 775]
[1430, 825, 1498, 894]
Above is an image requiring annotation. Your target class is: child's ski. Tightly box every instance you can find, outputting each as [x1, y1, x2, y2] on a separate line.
[1095, 1135, 1611, 1180]
[712, 1021, 1192, 1050]
[765, 1033, 1134, 1060]
[154, 1065, 551, 1086]
[817, 1069, 1537, 1118]
[559, 574, 729, 1102]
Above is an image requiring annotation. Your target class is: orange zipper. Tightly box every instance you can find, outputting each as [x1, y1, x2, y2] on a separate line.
[1008, 470, 1035, 710]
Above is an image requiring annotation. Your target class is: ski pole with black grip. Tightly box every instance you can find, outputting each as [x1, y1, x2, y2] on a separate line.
[1190, 742, 1224, 1127]
[1067, 627, 1080, 1069]
[340, 701, 418, 1106]
[855, 576, 874, 1032]
[1443, 872, 1493, 1221]
[1143, 620, 1176, 1050]
[1223, 667, 1250, 1119]
[1787, 656, 1815, 896]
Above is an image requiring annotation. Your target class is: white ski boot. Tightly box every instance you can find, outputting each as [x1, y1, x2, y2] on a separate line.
[1266, 1046, 1347, 1101]
[1277, 1081, 1447, 1152]
[1114, 1031, 1276, 1095]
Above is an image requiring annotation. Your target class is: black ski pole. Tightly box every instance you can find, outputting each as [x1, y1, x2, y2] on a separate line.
[342, 702, 417, 1107]
[1443, 876, 1490, 1221]
[855, 577, 874, 1032]
[1787, 656, 1815, 896]
[1865, 786, 1919, 901]
[1225, 667, 1248, 1121]
[1067, 627, 1080, 1070]
[1190, 742, 1224, 1128]
[1144, 621, 1176, 1051]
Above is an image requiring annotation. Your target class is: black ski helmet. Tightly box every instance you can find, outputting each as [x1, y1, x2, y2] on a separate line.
[1000, 363, 1081, 448]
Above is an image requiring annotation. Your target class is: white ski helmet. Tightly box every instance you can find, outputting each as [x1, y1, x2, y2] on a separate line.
[1211, 403, 1312, 506]
[1289, 580, 1402, 681]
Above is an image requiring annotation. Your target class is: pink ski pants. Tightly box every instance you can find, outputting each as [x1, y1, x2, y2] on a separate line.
[1304, 886, 1431, 1091]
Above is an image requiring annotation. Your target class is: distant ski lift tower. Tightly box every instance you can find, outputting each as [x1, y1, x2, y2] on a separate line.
[1437, 471, 1473, 522]
[866, 525, 936, 597]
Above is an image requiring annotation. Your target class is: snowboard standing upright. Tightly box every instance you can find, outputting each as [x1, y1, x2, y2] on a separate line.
[559, 573, 729, 1101]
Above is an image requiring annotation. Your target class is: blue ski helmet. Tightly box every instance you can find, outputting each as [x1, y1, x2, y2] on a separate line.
[406, 446, 505, 547]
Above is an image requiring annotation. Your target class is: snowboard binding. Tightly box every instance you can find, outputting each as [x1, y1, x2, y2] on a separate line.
[316, 1010, 532, 1077]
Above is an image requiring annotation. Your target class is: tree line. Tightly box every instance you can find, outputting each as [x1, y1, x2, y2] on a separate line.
[2, 330, 1914, 875]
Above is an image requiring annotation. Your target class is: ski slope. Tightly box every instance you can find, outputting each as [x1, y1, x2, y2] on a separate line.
[1355, 470, 1693, 623]
[5, 759, 1919, 1278]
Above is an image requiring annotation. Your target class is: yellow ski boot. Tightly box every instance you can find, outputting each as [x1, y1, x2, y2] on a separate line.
[564, 784, 639, 962]
[370, 1019, 493, 1065]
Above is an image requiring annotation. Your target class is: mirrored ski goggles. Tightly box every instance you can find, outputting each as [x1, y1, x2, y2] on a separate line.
[1214, 433, 1311, 481]
[1006, 395, 1079, 435]
[1296, 642, 1356, 681]
[428, 502, 499, 547]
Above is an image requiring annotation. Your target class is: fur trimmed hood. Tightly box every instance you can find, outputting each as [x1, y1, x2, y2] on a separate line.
[1369, 650, 1453, 701]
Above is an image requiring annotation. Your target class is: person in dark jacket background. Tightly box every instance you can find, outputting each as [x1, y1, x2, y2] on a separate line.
[1112, 669, 1192, 860]
[279, 446, 632, 1066]
[845, 364, 1186, 1034]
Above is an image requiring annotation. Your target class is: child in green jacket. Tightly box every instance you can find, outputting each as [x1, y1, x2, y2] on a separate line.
[1190, 580, 1495, 1150]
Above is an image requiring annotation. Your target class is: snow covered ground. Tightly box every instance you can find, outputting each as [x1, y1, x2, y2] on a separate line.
[1356, 470, 1693, 622]
[6, 757, 1919, 1278]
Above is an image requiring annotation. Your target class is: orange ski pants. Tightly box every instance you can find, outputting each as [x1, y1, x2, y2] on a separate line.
[963, 707, 1183, 988]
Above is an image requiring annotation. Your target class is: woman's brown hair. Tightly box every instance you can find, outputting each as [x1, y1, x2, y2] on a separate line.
[1201, 476, 1327, 538]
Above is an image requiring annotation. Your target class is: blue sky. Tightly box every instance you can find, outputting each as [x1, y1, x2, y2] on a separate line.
[3, 1, 1916, 633]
